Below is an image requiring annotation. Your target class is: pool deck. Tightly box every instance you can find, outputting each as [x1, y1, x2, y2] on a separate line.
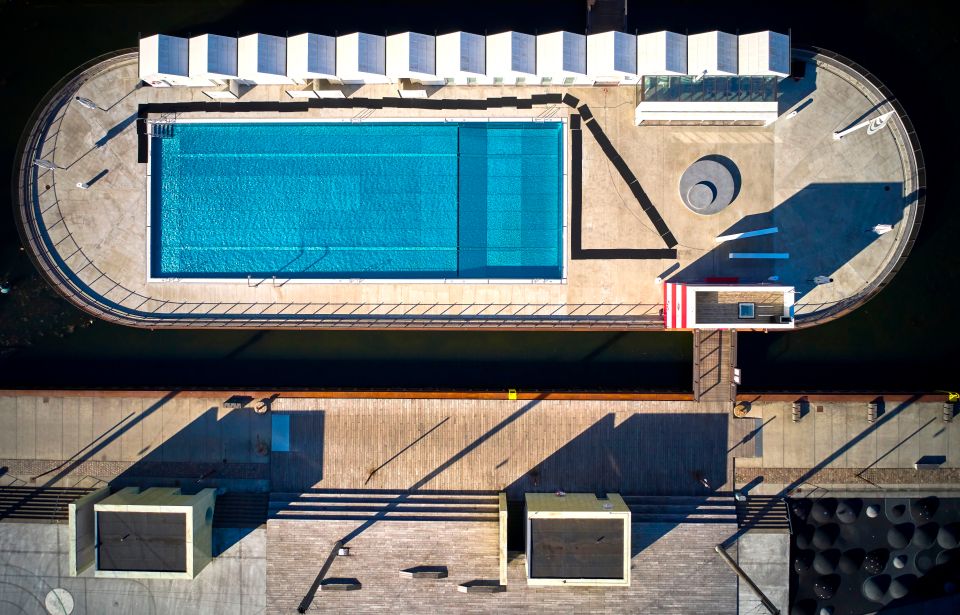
[17, 49, 921, 329]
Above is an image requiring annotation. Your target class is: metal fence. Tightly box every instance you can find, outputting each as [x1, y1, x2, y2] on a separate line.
[13, 48, 923, 331]
[13, 57, 664, 330]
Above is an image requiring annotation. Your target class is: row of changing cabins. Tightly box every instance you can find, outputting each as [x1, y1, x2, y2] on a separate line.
[140, 30, 790, 88]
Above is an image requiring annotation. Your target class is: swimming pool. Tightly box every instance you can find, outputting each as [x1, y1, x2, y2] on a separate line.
[149, 121, 564, 280]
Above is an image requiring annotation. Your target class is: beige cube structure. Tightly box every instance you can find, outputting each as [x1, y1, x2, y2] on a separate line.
[524, 493, 631, 586]
[486, 31, 537, 85]
[87, 487, 216, 580]
[68, 486, 111, 576]
[139, 35, 194, 87]
[435, 31, 487, 85]
[536, 31, 590, 85]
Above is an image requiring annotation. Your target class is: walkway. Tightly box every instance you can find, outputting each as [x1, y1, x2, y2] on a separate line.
[693, 329, 736, 403]
[733, 398, 960, 495]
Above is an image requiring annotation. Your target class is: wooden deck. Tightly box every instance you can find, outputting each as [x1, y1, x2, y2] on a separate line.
[695, 291, 786, 326]
[271, 398, 736, 496]
[693, 330, 737, 403]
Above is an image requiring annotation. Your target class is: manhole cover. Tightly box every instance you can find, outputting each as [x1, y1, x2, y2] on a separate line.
[45, 588, 74, 615]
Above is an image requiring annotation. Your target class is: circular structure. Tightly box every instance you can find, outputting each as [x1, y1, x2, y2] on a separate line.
[937, 549, 959, 566]
[937, 524, 959, 549]
[888, 503, 908, 522]
[864, 549, 890, 574]
[792, 500, 813, 523]
[911, 497, 939, 522]
[811, 499, 838, 524]
[836, 499, 861, 524]
[813, 550, 840, 574]
[678, 156, 739, 215]
[796, 525, 816, 550]
[893, 554, 908, 569]
[862, 575, 891, 603]
[914, 522, 939, 548]
[813, 524, 840, 550]
[794, 549, 815, 573]
[866, 505, 881, 519]
[889, 574, 916, 599]
[814, 575, 840, 600]
[839, 548, 865, 574]
[888, 523, 914, 549]
[915, 551, 936, 574]
[819, 608, 834, 615]
[45, 588, 75, 615]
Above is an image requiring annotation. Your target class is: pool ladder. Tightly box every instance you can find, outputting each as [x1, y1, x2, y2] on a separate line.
[149, 114, 178, 138]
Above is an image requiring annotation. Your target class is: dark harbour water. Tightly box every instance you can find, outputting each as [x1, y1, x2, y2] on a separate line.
[0, 0, 956, 391]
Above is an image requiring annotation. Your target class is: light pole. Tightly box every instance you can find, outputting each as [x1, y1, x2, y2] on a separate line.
[33, 159, 59, 170]
[75, 96, 98, 110]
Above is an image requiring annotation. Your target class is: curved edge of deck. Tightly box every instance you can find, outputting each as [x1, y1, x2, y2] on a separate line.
[13, 48, 922, 331]
[791, 47, 925, 329]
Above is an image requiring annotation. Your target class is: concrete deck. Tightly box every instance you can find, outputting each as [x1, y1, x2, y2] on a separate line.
[733, 400, 960, 495]
[0, 523, 265, 615]
[17, 49, 919, 329]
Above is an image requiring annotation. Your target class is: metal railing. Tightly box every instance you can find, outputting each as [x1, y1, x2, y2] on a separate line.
[14, 48, 923, 331]
[790, 48, 925, 328]
[12, 51, 666, 330]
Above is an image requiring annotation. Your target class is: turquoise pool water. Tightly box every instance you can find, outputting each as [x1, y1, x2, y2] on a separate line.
[150, 121, 563, 279]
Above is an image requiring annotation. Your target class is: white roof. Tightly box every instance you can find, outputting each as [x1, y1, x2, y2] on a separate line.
[586, 31, 637, 79]
[336, 32, 387, 80]
[486, 31, 536, 78]
[536, 31, 586, 78]
[637, 31, 687, 76]
[286, 33, 337, 79]
[385, 32, 437, 79]
[687, 31, 738, 76]
[238, 33, 288, 81]
[139, 34, 189, 79]
[738, 31, 790, 77]
[435, 31, 485, 77]
[189, 34, 238, 79]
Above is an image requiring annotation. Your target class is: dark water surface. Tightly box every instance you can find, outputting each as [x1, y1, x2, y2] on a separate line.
[0, 1, 956, 391]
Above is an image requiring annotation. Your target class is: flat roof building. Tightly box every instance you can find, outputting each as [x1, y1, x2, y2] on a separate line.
[386, 32, 441, 84]
[536, 31, 590, 85]
[586, 31, 638, 84]
[138, 34, 192, 87]
[336, 32, 389, 83]
[286, 33, 337, 83]
[525, 493, 631, 587]
[486, 31, 537, 85]
[636, 31, 687, 76]
[687, 31, 738, 76]
[69, 487, 216, 580]
[188, 34, 239, 83]
[238, 33, 294, 85]
[435, 31, 487, 84]
[738, 31, 791, 78]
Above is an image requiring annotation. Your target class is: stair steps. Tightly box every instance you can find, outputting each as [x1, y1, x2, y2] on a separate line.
[623, 494, 738, 524]
[0, 486, 95, 523]
[735, 495, 790, 531]
[269, 491, 501, 522]
[213, 492, 270, 528]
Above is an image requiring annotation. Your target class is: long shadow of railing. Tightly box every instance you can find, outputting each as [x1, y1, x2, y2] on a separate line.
[0, 390, 180, 522]
[722, 394, 922, 548]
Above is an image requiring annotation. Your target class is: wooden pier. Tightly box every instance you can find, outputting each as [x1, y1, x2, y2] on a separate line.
[693, 329, 738, 403]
